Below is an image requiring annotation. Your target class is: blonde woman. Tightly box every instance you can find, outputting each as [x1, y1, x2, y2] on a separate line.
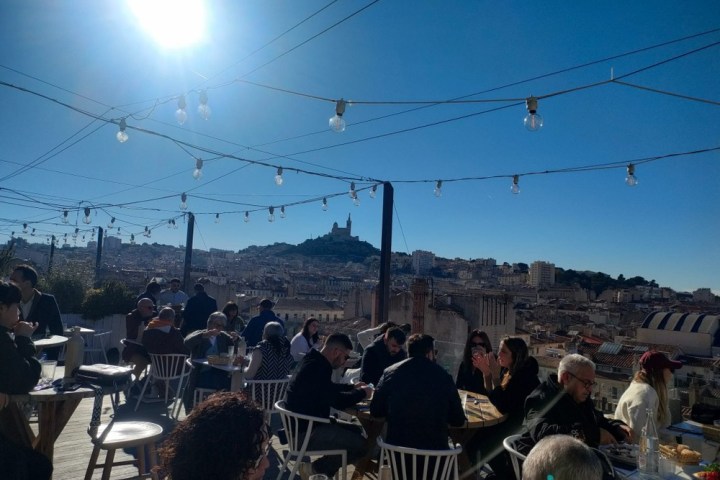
[614, 351, 681, 442]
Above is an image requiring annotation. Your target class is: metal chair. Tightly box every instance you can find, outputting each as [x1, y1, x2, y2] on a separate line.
[84, 330, 111, 364]
[134, 353, 190, 419]
[377, 436, 461, 480]
[502, 434, 528, 480]
[274, 400, 347, 480]
[244, 376, 290, 423]
[178, 358, 217, 409]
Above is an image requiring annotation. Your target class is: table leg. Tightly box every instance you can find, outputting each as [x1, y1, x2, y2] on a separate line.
[352, 418, 384, 479]
[34, 398, 82, 461]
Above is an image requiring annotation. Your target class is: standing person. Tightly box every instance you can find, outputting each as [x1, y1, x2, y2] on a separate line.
[614, 351, 682, 442]
[0, 281, 53, 480]
[245, 322, 293, 380]
[241, 299, 284, 348]
[181, 283, 218, 336]
[122, 298, 155, 379]
[370, 334, 466, 450]
[285, 333, 372, 479]
[468, 337, 540, 479]
[356, 321, 396, 350]
[290, 317, 321, 362]
[157, 278, 188, 307]
[136, 280, 162, 306]
[360, 327, 407, 386]
[222, 301, 245, 336]
[456, 329, 493, 395]
[9, 264, 63, 360]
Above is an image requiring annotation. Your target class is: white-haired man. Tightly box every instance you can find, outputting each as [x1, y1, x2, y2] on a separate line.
[522, 435, 603, 480]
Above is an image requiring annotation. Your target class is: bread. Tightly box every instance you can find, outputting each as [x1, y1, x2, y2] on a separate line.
[677, 444, 691, 454]
[680, 449, 702, 464]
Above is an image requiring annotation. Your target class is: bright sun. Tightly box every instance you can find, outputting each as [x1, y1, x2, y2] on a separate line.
[128, 0, 206, 49]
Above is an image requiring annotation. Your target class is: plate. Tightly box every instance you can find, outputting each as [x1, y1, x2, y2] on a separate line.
[600, 444, 639, 468]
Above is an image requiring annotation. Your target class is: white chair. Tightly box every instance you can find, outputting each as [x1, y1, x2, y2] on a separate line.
[84, 330, 111, 364]
[377, 436, 461, 480]
[274, 400, 347, 480]
[134, 353, 190, 419]
[244, 376, 290, 423]
[503, 434, 528, 480]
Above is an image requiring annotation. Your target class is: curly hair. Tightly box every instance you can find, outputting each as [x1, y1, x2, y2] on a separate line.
[157, 391, 267, 480]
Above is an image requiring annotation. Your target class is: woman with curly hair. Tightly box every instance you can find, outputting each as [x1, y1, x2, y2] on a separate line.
[290, 317, 321, 362]
[157, 391, 269, 480]
[455, 329, 493, 395]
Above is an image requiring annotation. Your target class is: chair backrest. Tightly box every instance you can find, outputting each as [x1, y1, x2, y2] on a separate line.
[377, 437, 461, 480]
[149, 353, 190, 380]
[503, 434, 527, 480]
[245, 377, 291, 412]
[274, 400, 331, 453]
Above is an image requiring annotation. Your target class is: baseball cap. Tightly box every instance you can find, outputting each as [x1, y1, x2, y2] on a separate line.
[639, 351, 682, 372]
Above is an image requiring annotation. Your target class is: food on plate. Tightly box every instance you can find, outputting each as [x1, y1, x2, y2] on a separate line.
[680, 448, 702, 464]
[676, 444, 691, 454]
[694, 463, 720, 479]
[660, 443, 702, 465]
[604, 443, 638, 458]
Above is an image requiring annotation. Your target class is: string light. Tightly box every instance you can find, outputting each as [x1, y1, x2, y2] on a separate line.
[193, 158, 203, 180]
[72, 228, 79, 239]
[244, 211, 250, 223]
[180, 192, 188, 210]
[275, 167, 284, 186]
[349, 182, 356, 198]
[117, 227, 121, 234]
[167, 219, 174, 229]
[62, 210, 69, 224]
[63, 233, 67, 244]
[434, 180, 442, 198]
[280, 205, 286, 218]
[22, 223, 28, 234]
[268, 206, 275, 222]
[322, 197, 328, 211]
[511, 175, 521, 194]
[198, 90, 211, 120]
[625, 163, 638, 187]
[369, 184, 377, 199]
[143, 226, 151, 237]
[130, 234, 135, 245]
[116, 118, 129, 143]
[83, 207, 92, 224]
[175, 95, 188, 125]
[524, 97, 543, 132]
[31, 228, 36, 236]
[215, 213, 220, 224]
[81, 234, 85, 242]
[107, 217, 115, 228]
[91, 229, 95, 240]
[329, 99, 347, 132]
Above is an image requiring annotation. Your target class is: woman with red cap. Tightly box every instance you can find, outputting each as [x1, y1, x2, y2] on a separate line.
[614, 351, 682, 442]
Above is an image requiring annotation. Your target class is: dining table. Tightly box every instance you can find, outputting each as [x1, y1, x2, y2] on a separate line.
[344, 389, 506, 479]
[192, 358, 245, 392]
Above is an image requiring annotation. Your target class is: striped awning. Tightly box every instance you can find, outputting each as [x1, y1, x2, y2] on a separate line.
[640, 312, 719, 334]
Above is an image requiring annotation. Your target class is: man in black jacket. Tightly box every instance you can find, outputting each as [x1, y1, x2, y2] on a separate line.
[10, 264, 63, 360]
[370, 334, 466, 450]
[519, 353, 632, 455]
[359, 327, 406, 386]
[180, 283, 217, 336]
[285, 333, 372, 479]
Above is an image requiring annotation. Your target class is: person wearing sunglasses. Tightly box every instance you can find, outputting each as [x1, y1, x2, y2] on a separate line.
[518, 354, 632, 457]
[456, 329, 493, 395]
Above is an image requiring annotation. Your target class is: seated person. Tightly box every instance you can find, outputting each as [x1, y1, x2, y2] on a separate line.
[290, 317, 322, 362]
[522, 435, 603, 480]
[245, 322, 293, 381]
[182, 312, 236, 412]
[142, 307, 189, 357]
[156, 391, 269, 480]
[122, 298, 155, 378]
[0, 281, 52, 480]
[360, 326, 407, 386]
[456, 329, 493, 395]
[285, 333, 372, 479]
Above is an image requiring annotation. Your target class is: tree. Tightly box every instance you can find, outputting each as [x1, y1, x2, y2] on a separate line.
[43, 274, 86, 313]
[81, 281, 135, 320]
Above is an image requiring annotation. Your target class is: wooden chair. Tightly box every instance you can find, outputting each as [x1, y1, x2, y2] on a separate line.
[134, 353, 190, 419]
[377, 436, 461, 480]
[502, 434, 528, 480]
[274, 400, 347, 480]
[244, 376, 290, 423]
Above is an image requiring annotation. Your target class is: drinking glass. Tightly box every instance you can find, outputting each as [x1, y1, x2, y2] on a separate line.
[309, 475, 329, 480]
[461, 391, 468, 410]
[40, 360, 57, 386]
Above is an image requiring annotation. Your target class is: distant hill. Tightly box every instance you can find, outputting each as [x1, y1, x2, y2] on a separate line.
[239, 238, 380, 263]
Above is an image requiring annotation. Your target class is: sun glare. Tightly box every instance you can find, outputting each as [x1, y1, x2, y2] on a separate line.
[128, 0, 206, 49]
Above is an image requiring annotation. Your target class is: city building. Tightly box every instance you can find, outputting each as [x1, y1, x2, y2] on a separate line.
[411, 249, 435, 275]
[529, 260, 555, 287]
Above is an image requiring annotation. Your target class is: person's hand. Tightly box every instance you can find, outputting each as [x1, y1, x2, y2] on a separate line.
[360, 385, 374, 399]
[354, 381, 367, 389]
[487, 352, 501, 377]
[599, 427, 618, 445]
[616, 424, 633, 442]
[0, 392, 8, 410]
[229, 331, 239, 341]
[203, 328, 221, 338]
[13, 321, 37, 338]
[232, 355, 245, 366]
[473, 353, 490, 375]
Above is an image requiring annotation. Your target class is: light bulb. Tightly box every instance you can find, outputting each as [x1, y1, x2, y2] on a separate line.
[83, 207, 92, 224]
[22, 223, 28, 234]
[275, 167, 283, 186]
[192, 168, 202, 180]
[280, 206, 286, 218]
[198, 90, 211, 120]
[511, 175, 520, 194]
[369, 184, 377, 198]
[130, 234, 135, 244]
[244, 212, 250, 223]
[268, 206, 275, 223]
[31, 228, 36, 236]
[434, 180, 442, 198]
[175, 95, 188, 125]
[62, 210, 69, 224]
[107, 217, 115, 228]
[180, 192, 188, 210]
[524, 97, 543, 132]
[73, 228, 79, 239]
[349, 182, 356, 198]
[322, 198, 328, 211]
[625, 164, 638, 187]
[353, 194, 360, 206]
[168, 219, 173, 229]
[116, 118, 129, 143]
[193, 157, 203, 180]
[329, 99, 347, 132]
[215, 213, 220, 224]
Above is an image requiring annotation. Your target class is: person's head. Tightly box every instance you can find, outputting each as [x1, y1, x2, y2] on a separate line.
[301, 317, 319, 340]
[498, 336, 529, 373]
[262, 321, 283, 341]
[558, 354, 597, 404]
[522, 434, 603, 480]
[399, 323, 411, 336]
[222, 301, 239, 320]
[207, 312, 227, 330]
[258, 298, 273, 311]
[10, 264, 38, 291]
[321, 333, 354, 369]
[194, 283, 205, 294]
[169, 278, 181, 293]
[158, 391, 269, 480]
[157, 307, 176, 323]
[0, 281, 22, 328]
[636, 351, 682, 425]
[383, 327, 406, 356]
[407, 333, 437, 362]
[137, 298, 155, 318]
[146, 281, 161, 295]
[463, 329, 493, 364]
[379, 321, 398, 335]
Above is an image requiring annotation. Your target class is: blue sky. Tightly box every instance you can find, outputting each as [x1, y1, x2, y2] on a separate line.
[0, 1, 718, 294]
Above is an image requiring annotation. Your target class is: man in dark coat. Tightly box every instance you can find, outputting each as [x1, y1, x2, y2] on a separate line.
[135, 280, 161, 306]
[241, 298, 284, 347]
[359, 326, 406, 385]
[180, 283, 217, 336]
[10, 264, 63, 360]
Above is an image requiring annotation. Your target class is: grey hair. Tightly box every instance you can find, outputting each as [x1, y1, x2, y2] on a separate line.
[207, 311, 227, 327]
[158, 307, 176, 321]
[263, 321, 284, 340]
[522, 434, 603, 480]
[558, 353, 596, 378]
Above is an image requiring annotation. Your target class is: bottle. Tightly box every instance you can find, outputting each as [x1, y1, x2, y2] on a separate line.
[637, 407, 659, 479]
[379, 465, 391, 480]
[63, 326, 85, 381]
[237, 336, 247, 357]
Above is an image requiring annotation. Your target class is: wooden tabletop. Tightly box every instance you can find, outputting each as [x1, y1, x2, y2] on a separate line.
[64, 327, 95, 335]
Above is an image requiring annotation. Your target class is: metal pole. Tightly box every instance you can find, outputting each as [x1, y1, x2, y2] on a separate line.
[378, 182, 393, 325]
[183, 213, 194, 291]
[95, 227, 103, 287]
[48, 235, 55, 275]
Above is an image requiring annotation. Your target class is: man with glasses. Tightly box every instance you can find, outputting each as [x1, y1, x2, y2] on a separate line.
[122, 298, 156, 379]
[519, 354, 631, 455]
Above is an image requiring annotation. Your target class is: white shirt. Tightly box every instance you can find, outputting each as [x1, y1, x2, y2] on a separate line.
[19, 293, 36, 321]
[290, 332, 320, 362]
[614, 380, 669, 443]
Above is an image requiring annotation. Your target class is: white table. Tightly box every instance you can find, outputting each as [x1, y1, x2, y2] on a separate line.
[192, 358, 245, 392]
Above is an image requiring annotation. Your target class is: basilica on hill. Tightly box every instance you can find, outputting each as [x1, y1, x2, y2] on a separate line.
[327, 214, 359, 242]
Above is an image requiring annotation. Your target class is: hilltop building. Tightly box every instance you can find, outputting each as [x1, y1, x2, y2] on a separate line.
[412, 250, 435, 275]
[326, 214, 358, 241]
[529, 260, 555, 287]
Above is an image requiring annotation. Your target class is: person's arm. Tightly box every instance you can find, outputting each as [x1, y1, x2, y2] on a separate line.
[370, 373, 389, 418]
[290, 335, 305, 362]
[183, 330, 209, 357]
[359, 345, 380, 384]
[0, 327, 41, 393]
[46, 295, 63, 336]
[244, 348, 262, 379]
[525, 390, 576, 443]
[126, 313, 141, 340]
[447, 379, 467, 427]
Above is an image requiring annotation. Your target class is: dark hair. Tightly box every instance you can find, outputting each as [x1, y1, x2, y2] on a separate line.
[158, 392, 267, 480]
[379, 322, 398, 335]
[324, 333, 353, 351]
[407, 334, 435, 358]
[146, 281, 161, 295]
[194, 283, 205, 293]
[222, 301, 239, 318]
[301, 317, 320, 345]
[0, 281, 22, 306]
[170, 278, 181, 284]
[463, 329, 493, 367]
[385, 327, 406, 345]
[13, 264, 38, 287]
[500, 336, 530, 389]
[259, 298, 273, 309]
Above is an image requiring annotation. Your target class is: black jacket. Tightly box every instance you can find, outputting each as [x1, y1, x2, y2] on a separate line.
[181, 292, 218, 336]
[25, 290, 63, 360]
[0, 326, 41, 393]
[359, 337, 406, 386]
[455, 360, 488, 395]
[370, 356, 466, 450]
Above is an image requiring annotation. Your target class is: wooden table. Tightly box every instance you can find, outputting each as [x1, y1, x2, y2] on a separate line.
[64, 327, 95, 335]
[345, 389, 506, 478]
[193, 358, 245, 392]
[33, 335, 68, 349]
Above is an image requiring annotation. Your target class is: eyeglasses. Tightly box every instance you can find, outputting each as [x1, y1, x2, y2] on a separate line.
[253, 442, 271, 469]
[471, 341, 485, 346]
[567, 371, 597, 389]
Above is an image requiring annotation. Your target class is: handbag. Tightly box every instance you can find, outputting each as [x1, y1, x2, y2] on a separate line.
[75, 364, 133, 387]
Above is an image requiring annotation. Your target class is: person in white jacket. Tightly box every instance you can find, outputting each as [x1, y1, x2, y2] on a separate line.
[290, 317, 322, 362]
[614, 350, 682, 442]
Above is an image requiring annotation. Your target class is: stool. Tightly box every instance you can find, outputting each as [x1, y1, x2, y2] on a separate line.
[85, 421, 164, 480]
